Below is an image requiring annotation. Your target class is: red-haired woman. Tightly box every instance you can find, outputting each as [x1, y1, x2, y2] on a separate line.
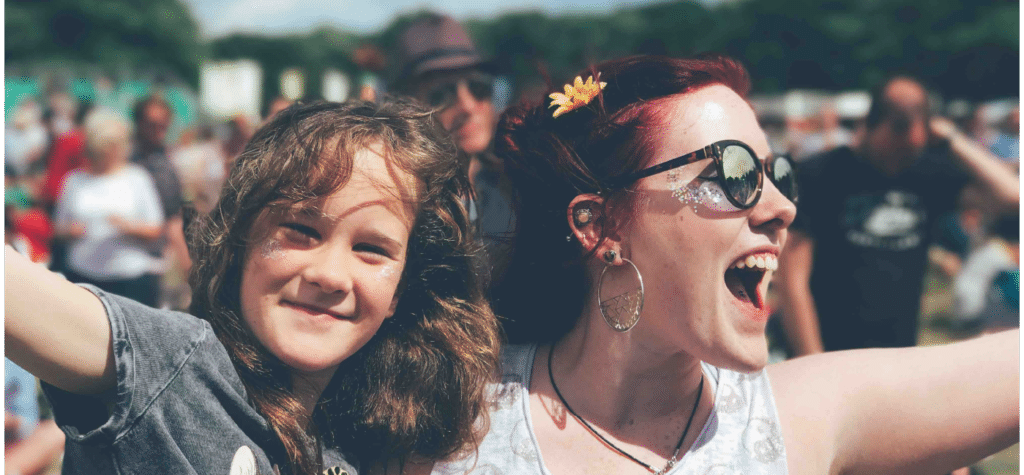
[422, 55, 1018, 475]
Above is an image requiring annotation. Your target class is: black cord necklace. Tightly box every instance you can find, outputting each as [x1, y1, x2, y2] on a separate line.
[547, 345, 704, 475]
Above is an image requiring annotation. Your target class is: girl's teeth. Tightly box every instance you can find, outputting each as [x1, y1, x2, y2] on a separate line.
[733, 253, 778, 271]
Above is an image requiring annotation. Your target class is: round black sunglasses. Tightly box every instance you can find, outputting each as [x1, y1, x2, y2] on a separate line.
[607, 139, 798, 210]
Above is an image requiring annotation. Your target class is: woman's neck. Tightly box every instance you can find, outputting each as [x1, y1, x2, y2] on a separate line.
[548, 305, 706, 429]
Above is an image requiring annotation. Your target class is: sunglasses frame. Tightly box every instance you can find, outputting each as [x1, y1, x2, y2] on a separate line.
[423, 74, 495, 109]
[608, 139, 795, 210]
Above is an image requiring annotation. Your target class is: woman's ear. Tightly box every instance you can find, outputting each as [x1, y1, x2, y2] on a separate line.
[567, 194, 622, 260]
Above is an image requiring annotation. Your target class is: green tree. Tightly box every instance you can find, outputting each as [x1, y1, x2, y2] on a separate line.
[6, 0, 205, 85]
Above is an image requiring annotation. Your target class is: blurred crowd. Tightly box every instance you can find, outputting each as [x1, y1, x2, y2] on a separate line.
[4, 12, 1019, 475]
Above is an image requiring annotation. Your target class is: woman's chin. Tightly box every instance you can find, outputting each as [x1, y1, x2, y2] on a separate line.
[710, 336, 769, 374]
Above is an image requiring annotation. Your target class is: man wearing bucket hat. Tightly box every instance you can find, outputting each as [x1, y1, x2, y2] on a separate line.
[393, 13, 515, 282]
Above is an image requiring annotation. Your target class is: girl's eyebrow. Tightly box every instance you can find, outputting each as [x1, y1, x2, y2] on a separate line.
[364, 230, 405, 251]
[290, 199, 405, 223]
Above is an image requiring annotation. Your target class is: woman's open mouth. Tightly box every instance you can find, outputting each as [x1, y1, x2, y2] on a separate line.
[724, 252, 777, 316]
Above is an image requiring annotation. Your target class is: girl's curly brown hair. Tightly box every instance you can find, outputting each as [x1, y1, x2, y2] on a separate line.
[185, 99, 501, 474]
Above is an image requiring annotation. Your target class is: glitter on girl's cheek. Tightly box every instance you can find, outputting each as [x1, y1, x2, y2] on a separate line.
[374, 264, 400, 283]
[671, 180, 741, 213]
[260, 239, 284, 260]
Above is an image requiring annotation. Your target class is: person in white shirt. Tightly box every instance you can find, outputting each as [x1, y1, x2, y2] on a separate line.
[53, 108, 165, 306]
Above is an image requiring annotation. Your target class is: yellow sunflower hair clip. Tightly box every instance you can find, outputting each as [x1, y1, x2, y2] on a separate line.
[549, 74, 607, 118]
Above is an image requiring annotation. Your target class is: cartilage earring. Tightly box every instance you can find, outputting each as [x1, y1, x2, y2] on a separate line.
[603, 250, 617, 263]
[573, 207, 594, 228]
[598, 258, 644, 332]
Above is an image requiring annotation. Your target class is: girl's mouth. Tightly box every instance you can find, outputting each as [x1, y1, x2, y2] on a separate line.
[724, 252, 777, 315]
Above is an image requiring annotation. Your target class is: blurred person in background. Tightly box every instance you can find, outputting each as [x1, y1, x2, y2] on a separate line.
[6, 200, 52, 267]
[951, 213, 1019, 332]
[169, 124, 227, 215]
[262, 96, 293, 124]
[53, 108, 165, 306]
[132, 95, 183, 224]
[777, 75, 1019, 355]
[131, 95, 191, 301]
[792, 104, 854, 160]
[353, 43, 387, 102]
[40, 101, 92, 211]
[46, 91, 77, 138]
[965, 103, 998, 150]
[222, 113, 254, 163]
[392, 13, 516, 283]
[5, 99, 50, 179]
[6, 359, 64, 475]
[989, 106, 1019, 164]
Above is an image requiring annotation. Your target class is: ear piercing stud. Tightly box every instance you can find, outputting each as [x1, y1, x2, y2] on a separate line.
[603, 250, 617, 263]
[573, 207, 593, 228]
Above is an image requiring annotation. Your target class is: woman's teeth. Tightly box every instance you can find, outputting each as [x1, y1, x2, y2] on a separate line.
[731, 253, 778, 271]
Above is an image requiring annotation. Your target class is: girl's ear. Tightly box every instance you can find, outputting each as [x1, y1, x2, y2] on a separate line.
[567, 194, 622, 260]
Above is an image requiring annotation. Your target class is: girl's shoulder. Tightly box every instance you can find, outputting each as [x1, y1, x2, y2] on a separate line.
[84, 283, 211, 342]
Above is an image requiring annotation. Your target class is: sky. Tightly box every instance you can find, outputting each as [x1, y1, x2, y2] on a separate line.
[180, 0, 713, 38]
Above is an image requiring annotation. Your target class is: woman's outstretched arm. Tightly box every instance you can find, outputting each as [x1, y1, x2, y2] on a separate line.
[4, 246, 115, 394]
[772, 330, 1019, 475]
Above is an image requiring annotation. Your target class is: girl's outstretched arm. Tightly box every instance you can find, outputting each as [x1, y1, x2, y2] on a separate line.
[772, 329, 1019, 475]
[4, 246, 115, 394]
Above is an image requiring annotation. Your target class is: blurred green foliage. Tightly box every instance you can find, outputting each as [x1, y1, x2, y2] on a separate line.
[6, 0, 205, 85]
[5, 0, 1019, 100]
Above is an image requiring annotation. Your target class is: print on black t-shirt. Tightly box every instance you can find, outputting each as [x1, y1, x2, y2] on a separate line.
[842, 190, 927, 251]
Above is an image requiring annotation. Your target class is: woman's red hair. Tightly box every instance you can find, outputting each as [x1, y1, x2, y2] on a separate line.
[493, 54, 751, 344]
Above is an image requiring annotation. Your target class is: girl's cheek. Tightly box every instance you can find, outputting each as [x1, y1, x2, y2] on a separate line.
[259, 238, 285, 260]
[373, 262, 401, 285]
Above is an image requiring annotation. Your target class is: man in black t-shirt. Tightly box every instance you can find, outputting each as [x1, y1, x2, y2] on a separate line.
[776, 76, 1019, 354]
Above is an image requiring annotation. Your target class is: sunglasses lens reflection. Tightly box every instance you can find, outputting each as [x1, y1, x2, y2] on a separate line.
[721, 145, 760, 207]
[771, 156, 798, 203]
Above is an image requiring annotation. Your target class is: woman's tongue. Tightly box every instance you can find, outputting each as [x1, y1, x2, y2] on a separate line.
[725, 268, 763, 308]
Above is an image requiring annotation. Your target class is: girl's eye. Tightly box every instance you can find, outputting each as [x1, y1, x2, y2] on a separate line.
[280, 223, 320, 244]
[354, 243, 392, 259]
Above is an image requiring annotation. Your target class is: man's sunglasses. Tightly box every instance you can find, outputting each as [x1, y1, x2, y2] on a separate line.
[423, 75, 494, 108]
[608, 139, 798, 210]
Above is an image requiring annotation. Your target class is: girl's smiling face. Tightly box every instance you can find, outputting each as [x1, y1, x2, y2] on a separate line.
[624, 85, 796, 371]
[239, 145, 418, 386]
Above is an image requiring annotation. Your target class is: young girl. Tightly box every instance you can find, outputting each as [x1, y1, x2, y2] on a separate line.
[5, 100, 502, 475]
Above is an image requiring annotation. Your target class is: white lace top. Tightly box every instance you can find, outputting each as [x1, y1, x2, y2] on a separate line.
[432, 344, 788, 475]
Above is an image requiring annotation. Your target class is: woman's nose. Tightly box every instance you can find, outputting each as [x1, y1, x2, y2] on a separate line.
[749, 174, 797, 232]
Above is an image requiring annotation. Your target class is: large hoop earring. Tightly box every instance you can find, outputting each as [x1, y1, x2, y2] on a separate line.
[598, 258, 644, 332]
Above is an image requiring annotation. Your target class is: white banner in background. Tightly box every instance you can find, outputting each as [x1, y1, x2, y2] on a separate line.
[200, 60, 262, 120]
[322, 69, 351, 102]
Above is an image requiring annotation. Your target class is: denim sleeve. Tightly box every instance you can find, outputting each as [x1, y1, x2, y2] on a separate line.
[41, 284, 210, 446]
